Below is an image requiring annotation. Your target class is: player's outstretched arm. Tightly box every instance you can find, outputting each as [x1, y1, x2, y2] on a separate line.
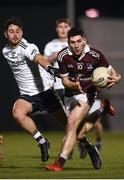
[34, 54, 60, 78]
[34, 54, 51, 68]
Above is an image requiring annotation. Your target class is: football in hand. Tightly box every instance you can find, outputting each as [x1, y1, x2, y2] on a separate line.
[92, 67, 110, 88]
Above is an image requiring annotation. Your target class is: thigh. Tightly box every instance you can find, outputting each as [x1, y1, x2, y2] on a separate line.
[69, 100, 90, 125]
[13, 98, 32, 115]
[64, 93, 89, 117]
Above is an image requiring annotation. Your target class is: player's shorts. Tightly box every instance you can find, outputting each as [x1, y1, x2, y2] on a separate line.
[89, 99, 101, 114]
[19, 89, 61, 113]
[55, 88, 65, 103]
[64, 92, 96, 117]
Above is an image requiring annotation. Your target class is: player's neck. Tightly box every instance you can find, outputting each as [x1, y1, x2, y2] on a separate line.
[8, 39, 22, 48]
[58, 37, 67, 42]
[9, 42, 19, 49]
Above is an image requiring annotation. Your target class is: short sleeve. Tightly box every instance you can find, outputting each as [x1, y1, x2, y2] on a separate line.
[58, 54, 69, 77]
[25, 43, 40, 61]
[98, 52, 109, 68]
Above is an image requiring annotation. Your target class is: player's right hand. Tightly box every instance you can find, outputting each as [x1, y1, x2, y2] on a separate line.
[75, 77, 84, 94]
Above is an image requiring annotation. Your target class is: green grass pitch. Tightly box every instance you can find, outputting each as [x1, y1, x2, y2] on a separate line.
[0, 130, 124, 179]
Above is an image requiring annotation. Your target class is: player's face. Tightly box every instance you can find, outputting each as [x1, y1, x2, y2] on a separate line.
[68, 35, 86, 57]
[56, 22, 71, 40]
[4, 24, 23, 46]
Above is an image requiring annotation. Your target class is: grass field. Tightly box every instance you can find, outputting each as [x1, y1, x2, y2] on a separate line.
[0, 130, 124, 179]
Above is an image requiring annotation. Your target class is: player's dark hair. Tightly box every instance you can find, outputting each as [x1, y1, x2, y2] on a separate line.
[56, 18, 71, 27]
[4, 17, 23, 31]
[67, 27, 84, 40]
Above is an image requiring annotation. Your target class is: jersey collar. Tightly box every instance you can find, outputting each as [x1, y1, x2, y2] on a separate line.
[67, 44, 90, 60]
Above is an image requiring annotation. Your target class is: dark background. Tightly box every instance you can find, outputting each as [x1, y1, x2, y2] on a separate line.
[0, 0, 123, 131]
[75, 0, 124, 19]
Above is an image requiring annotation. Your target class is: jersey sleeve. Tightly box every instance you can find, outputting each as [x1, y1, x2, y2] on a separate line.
[25, 43, 40, 61]
[57, 53, 69, 77]
[97, 51, 109, 68]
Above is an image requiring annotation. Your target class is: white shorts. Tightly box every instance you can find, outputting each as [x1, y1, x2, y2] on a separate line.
[89, 99, 101, 114]
[64, 93, 88, 117]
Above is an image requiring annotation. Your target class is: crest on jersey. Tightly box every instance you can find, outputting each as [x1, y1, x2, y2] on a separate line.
[77, 63, 83, 70]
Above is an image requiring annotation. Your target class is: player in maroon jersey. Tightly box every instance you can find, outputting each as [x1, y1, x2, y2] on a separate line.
[45, 27, 121, 171]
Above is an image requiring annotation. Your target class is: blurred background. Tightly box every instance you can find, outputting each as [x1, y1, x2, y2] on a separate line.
[0, 0, 123, 131]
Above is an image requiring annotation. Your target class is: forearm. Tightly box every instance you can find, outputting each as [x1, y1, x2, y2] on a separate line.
[47, 55, 56, 64]
[34, 54, 51, 68]
[35, 55, 60, 77]
[45, 52, 58, 64]
[62, 78, 78, 90]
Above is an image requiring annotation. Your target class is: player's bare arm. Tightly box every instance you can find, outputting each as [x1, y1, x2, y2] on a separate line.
[34, 54, 51, 68]
[34, 54, 60, 78]
[62, 76, 84, 93]
[46, 52, 59, 63]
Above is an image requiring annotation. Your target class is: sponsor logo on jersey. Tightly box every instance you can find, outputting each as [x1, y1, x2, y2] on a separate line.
[4, 51, 27, 67]
[7, 58, 27, 67]
[87, 64, 93, 70]
[68, 64, 73, 68]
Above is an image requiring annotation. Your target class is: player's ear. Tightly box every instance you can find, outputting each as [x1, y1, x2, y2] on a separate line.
[83, 37, 86, 43]
[4, 31, 7, 38]
[20, 29, 23, 36]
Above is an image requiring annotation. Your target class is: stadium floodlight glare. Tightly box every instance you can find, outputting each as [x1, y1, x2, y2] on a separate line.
[85, 8, 100, 18]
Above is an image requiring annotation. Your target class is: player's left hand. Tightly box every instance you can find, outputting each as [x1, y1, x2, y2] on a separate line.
[107, 73, 121, 88]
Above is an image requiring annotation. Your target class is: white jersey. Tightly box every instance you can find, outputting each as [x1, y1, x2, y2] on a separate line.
[2, 38, 54, 96]
[44, 39, 68, 90]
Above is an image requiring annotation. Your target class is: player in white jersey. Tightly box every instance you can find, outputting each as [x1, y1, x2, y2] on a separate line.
[2, 17, 61, 163]
[44, 18, 71, 102]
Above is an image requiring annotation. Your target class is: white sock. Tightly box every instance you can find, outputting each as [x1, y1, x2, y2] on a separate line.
[32, 131, 46, 144]
[60, 153, 68, 160]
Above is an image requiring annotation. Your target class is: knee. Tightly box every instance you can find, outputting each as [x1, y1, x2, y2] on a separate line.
[67, 119, 77, 131]
[12, 107, 25, 123]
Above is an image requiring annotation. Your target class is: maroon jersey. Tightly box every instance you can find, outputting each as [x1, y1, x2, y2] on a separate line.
[57, 45, 109, 97]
